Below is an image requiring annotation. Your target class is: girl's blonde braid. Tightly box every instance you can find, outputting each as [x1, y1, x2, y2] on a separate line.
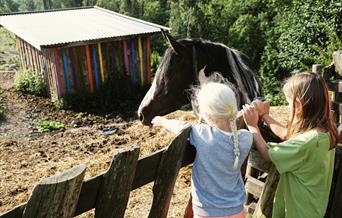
[227, 104, 239, 169]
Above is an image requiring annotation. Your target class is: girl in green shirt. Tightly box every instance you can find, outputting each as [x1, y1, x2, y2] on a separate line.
[242, 72, 338, 218]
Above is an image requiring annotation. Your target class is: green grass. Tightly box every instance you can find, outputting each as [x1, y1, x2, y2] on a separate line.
[0, 28, 18, 68]
[36, 120, 65, 133]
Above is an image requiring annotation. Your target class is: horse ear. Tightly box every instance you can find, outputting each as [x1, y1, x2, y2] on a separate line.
[198, 67, 209, 85]
[160, 29, 184, 54]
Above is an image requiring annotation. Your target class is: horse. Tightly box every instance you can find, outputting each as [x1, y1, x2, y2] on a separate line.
[138, 30, 262, 125]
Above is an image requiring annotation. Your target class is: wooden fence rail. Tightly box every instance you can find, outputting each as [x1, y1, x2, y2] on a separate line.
[2, 52, 342, 218]
[0, 127, 195, 218]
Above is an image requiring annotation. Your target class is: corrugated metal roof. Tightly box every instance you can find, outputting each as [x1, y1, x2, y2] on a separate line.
[0, 6, 170, 50]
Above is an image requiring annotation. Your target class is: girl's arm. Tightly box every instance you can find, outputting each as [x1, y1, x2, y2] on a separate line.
[242, 105, 271, 162]
[261, 114, 287, 141]
[152, 116, 189, 134]
[252, 101, 287, 140]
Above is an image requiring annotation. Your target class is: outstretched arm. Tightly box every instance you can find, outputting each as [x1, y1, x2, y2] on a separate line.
[152, 116, 189, 134]
[242, 104, 271, 162]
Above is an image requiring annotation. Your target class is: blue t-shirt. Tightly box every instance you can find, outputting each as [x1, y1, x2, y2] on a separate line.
[189, 124, 253, 216]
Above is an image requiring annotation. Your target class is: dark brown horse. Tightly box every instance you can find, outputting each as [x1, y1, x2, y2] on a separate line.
[138, 31, 262, 125]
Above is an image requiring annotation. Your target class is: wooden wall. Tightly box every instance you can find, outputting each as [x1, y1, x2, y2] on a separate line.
[16, 36, 152, 100]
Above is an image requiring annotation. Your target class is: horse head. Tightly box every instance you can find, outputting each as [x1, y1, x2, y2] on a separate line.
[138, 31, 262, 125]
[138, 31, 195, 125]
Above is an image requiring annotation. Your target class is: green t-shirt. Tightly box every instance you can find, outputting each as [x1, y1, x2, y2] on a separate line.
[268, 131, 335, 218]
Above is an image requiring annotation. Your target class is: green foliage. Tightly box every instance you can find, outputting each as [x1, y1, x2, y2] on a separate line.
[0, 28, 18, 68]
[53, 98, 68, 109]
[0, 0, 19, 13]
[259, 0, 341, 105]
[14, 69, 46, 96]
[5, 0, 342, 106]
[36, 120, 65, 133]
[151, 51, 161, 76]
[310, 30, 342, 67]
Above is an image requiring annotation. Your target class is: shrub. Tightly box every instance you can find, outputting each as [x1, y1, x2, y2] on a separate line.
[36, 120, 65, 133]
[259, 0, 341, 105]
[14, 69, 46, 96]
[151, 51, 161, 77]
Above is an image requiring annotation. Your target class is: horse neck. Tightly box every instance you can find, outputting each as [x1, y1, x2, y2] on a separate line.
[193, 42, 232, 79]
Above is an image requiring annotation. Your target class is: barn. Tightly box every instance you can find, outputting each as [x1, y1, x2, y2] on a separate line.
[0, 6, 169, 101]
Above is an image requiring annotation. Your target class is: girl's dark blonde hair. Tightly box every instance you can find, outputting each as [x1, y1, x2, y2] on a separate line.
[283, 72, 338, 148]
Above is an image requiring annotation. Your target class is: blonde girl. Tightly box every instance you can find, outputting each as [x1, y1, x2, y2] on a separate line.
[152, 73, 253, 218]
[242, 72, 338, 218]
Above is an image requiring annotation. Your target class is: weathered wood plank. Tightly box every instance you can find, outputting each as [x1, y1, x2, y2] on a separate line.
[0, 133, 196, 218]
[325, 147, 342, 218]
[148, 126, 191, 218]
[253, 166, 279, 218]
[132, 147, 164, 189]
[95, 145, 140, 218]
[312, 64, 323, 74]
[333, 51, 342, 76]
[74, 173, 103, 215]
[0, 203, 25, 218]
[246, 176, 265, 198]
[328, 80, 342, 93]
[248, 148, 271, 173]
[22, 165, 86, 218]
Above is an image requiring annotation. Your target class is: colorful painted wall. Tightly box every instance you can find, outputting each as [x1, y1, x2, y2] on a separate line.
[16, 36, 152, 100]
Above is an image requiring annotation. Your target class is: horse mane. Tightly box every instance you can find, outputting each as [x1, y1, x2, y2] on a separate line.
[177, 38, 262, 104]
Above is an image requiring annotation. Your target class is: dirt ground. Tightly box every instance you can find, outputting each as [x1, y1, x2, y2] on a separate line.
[0, 71, 290, 217]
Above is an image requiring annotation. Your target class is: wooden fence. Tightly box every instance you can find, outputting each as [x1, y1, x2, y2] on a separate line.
[0, 127, 194, 218]
[0, 125, 276, 218]
[323, 51, 342, 218]
[2, 52, 342, 218]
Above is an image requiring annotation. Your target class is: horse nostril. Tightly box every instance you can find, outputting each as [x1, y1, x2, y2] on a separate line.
[138, 112, 144, 122]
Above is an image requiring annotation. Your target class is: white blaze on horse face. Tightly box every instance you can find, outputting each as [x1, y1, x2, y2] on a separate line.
[138, 78, 157, 115]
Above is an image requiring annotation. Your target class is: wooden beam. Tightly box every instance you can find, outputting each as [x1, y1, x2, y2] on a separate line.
[246, 176, 265, 198]
[0, 133, 196, 218]
[312, 64, 323, 74]
[253, 166, 279, 218]
[95, 145, 140, 218]
[328, 80, 342, 93]
[325, 147, 342, 217]
[333, 51, 342, 76]
[248, 148, 271, 173]
[148, 126, 192, 218]
[22, 165, 86, 218]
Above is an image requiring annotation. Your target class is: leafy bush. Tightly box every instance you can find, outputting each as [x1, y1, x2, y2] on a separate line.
[14, 69, 46, 96]
[36, 120, 65, 133]
[259, 0, 341, 105]
[151, 51, 162, 77]
[310, 30, 342, 67]
[52, 98, 68, 109]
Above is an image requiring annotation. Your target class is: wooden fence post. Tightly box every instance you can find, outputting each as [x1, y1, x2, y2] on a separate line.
[22, 165, 86, 218]
[148, 126, 191, 218]
[333, 51, 342, 76]
[312, 64, 323, 74]
[325, 147, 342, 218]
[253, 166, 279, 218]
[95, 145, 140, 218]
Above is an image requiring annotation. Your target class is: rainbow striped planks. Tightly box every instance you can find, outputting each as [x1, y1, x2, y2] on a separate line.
[16, 36, 152, 100]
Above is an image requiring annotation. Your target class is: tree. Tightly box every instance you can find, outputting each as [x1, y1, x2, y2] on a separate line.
[0, 0, 19, 13]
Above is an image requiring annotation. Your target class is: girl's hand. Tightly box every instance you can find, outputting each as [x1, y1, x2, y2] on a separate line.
[151, 116, 166, 127]
[251, 100, 270, 116]
[242, 104, 259, 127]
